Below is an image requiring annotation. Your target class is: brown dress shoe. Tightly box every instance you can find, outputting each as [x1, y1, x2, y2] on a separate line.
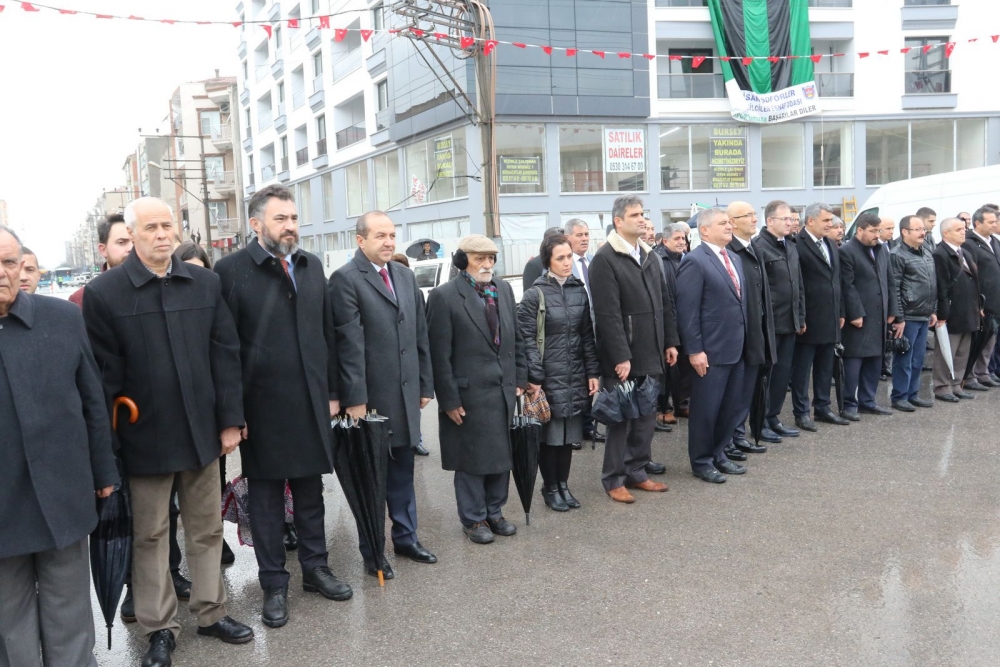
[607, 487, 635, 503]
[662, 410, 677, 425]
[628, 479, 669, 492]
[676, 406, 690, 419]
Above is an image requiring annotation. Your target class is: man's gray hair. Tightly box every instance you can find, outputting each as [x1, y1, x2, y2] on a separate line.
[612, 195, 644, 222]
[564, 218, 589, 235]
[123, 197, 175, 230]
[697, 207, 727, 230]
[665, 222, 689, 238]
[0, 224, 22, 257]
[356, 210, 390, 238]
[939, 217, 964, 234]
[803, 202, 834, 223]
[831, 216, 845, 229]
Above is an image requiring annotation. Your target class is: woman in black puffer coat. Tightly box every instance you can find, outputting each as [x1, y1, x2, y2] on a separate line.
[517, 234, 600, 512]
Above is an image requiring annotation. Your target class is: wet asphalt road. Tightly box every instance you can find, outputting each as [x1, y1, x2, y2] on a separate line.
[91, 370, 1000, 667]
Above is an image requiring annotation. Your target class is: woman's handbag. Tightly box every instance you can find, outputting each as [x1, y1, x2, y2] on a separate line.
[522, 387, 552, 423]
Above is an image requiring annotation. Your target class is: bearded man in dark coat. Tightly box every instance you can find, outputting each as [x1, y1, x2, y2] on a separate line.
[215, 185, 352, 630]
[426, 235, 528, 544]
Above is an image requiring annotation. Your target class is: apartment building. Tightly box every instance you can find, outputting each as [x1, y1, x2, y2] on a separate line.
[236, 0, 1000, 270]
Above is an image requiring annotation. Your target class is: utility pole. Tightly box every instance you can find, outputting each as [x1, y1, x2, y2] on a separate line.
[391, 0, 499, 238]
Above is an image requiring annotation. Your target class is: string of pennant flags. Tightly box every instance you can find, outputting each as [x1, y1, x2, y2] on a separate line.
[3, 1, 1000, 63]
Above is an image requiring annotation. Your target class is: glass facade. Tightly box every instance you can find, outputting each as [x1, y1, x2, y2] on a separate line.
[345, 161, 369, 218]
[559, 125, 646, 193]
[761, 124, 805, 189]
[404, 133, 468, 204]
[866, 118, 987, 185]
[813, 122, 854, 188]
[497, 124, 546, 195]
[373, 150, 401, 211]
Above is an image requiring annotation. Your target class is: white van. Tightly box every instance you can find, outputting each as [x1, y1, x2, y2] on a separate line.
[847, 165, 1000, 242]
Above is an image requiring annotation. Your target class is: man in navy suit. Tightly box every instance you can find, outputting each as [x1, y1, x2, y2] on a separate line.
[676, 208, 750, 484]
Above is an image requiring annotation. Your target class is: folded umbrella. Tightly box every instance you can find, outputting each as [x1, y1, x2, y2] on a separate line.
[618, 380, 640, 421]
[833, 344, 845, 415]
[509, 397, 541, 525]
[749, 365, 770, 445]
[591, 387, 624, 427]
[633, 375, 660, 418]
[935, 323, 955, 381]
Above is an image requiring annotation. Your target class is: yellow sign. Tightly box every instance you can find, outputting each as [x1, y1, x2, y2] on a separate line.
[709, 126, 747, 190]
[498, 156, 541, 186]
[434, 135, 454, 179]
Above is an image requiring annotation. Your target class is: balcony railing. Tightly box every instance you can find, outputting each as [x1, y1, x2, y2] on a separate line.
[213, 170, 236, 190]
[248, 172, 255, 185]
[335, 123, 366, 149]
[313, 75, 325, 93]
[296, 147, 309, 166]
[332, 49, 363, 81]
[255, 63, 270, 81]
[262, 163, 276, 181]
[292, 86, 305, 109]
[654, 0, 706, 5]
[281, 156, 289, 172]
[657, 73, 725, 99]
[215, 218, 239, 234]
[376, 108, 389, 131]
[816, 72, 854, 97]
[257, 109, 273, 131]
[210, 122, 233, 144]
[905, 69, 951, 94]
[316, 137, 328, 156]
[808, 0, 851, 6]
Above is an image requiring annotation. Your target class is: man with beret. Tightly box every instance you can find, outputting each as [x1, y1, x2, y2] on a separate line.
[427, 234, 528, 543]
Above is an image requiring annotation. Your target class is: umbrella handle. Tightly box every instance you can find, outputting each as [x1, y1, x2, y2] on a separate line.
[112, 396, 139, 431]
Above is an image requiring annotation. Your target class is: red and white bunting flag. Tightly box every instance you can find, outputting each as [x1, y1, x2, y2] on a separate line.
[59, 8, 77, 13]
[460, 36, 475, 49]
[410, 27, 424, 37]
[877, 50, 889, 55]
[20, 2, 39, 10]
[968, 38, 978, 43]
[945, 41, 956, 57]
[642, 54, 655, 60]
[741, 56, 752, 65]
[319, 15, 329, 29]
[484, 39, 498, 55]
[810, 54, 822, 63]
[262, 24, 272, 38]
[592, 50, 605, 58]
[858, 52, 869, 58]
[922, 44, 933, 54]
[900, 46, 912, 54]
[512, 42, 526, 48]
[669, 54, 681, 61]
[433, 32, 446, 40]
[767, 56, 779, 63]
[231, 21, 242, 28]
[617, 52, 631, 59]
[692, 55, 706, 68]
[0, 5, 5, 12]
[160, 19, 176, 24]
[566, 48, 577, 56]
[721, 56, 731, 62]
[128, 15, 144, 20]
[361, 29, 373, 41]
[96, 14, 113, 19]
[334, 28, 347, 41]
[542, 46, 552, 54]
[993, 35, 999, 43]
[287, 18, 298, 28]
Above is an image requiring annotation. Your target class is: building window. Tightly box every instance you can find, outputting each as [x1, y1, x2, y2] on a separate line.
[408, 217, 471, 242]
[274, 26, 283, 50]
[499, 214, 550, 245]
[957, 118, 986, 171]
[404, 133, 468, 204]
[311, 0, 321, 14]
[277, 82, 285, 104]
[208, 201, 229, 225]
[659, 125, 690, 191]
[321, 172, 335, 220]
[559, 125, 645, 193]
[345, 162, 370, 217]
[813, 122, 853, 187]
[374, 150, 401, 211]
[761, 124, 805, 189]
[316, 114, 327, 156]
[559, 213, 609, 243]
[866, 121, 910, 186]
[376, 79, 388, 112]
[296, 179, 312, 224]
[659, 125, 748, 191]
[497, 124, 545, 195]
[910, 119, 954, 178]
[904, 37, 950, 94]
[323, 233, 336, 253]
[200, 110, 222, 137]
[372, 2, 384, 30]
[242, 60, 248, 81]
[658, 48, 722, 99]
[280, 136, 289, 171]
[204, 156, 225, 180]
[312, 51, 323, 77]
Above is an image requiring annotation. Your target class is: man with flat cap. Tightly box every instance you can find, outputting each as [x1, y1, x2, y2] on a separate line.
[427, 234, 527, 544]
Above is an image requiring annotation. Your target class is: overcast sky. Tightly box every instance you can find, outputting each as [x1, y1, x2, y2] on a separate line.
[0, 1, 240, 267]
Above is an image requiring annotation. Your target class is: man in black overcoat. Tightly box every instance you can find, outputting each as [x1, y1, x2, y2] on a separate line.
[791, 202, 849, 432]
[726, 201, 778, 455]
[426, 235, 528, 543]
[933, 217, 982, 401]
[0, 226, 119, 666]
[839, 213, 901, 419]
[215, 185, 352, 629]
[961, 206, 1000, 389]
[329, 211, 437, 570]
[84, 198, 253, 666]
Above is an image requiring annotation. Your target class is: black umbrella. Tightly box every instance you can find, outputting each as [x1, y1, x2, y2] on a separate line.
[592, 387, 624, 427]
[405, 238, 441, 259]
[617, 381, 640, 421]
[91, 396, 138, 650]
[634, 375, 660, 417]
[509, 397, 541, 525]
[748, 365, 770, 445]
[332, 413, 390, 585]
[964, 315, 998, 380]
[833, 344, 846, 414]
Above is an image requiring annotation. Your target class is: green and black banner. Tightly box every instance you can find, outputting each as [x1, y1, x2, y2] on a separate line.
[707, 0, 818, 124]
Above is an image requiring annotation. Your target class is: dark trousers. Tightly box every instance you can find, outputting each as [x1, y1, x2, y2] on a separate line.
[688, 360, 746, 472]
[791, 342, 835, 417]
[581, 401, 595, 437]
[359, 446, 417, 561]
[538, 444, 573, 488]
[601, 412, 655, 492]
[843, 356, 882, 411]
[989, 333, 1000, 375]
[248, 476, 328, 591]
[767, 333, 797, 422]
[667, 353, 693, 411]
[733, 363, 760, 441]
[892, 320, 929, 402]
[454, 470, 509, 527]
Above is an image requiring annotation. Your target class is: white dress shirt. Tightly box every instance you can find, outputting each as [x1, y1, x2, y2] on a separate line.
[702, 240, 741, 290]
[372, 260, 395, 295]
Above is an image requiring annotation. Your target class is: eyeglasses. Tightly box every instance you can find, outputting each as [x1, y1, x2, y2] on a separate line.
[959, 217, 971, 222]
[730, 213, 757, 220]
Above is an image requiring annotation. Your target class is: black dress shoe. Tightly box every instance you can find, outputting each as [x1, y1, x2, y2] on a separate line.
[221, 539, 236, 565]
[542, 486, 570, 511]
[558, 482, 581, 508]
[283, 522, 298, 551]
[716, 459, 747, 475]
[794, 416, 818, 432]
[487, 517, 517, 536]
[196, 616, 254, 644]
[859, 404, 893, 416]
[759, 427, 782, 444]
[955, 390, 975, 400]
[965, 380, 989, 391]
[816, 410, 850, 425]
[303, 566, 353, 600]
[693, 467, 726, 483]
[936, 393, 960, 403]
[570, 442, 582, 450]
[839, 410, 860, 422]
[769, 420, 800, 437]
[394, 541, 438, 564]
[142, 629, 175, 667]
[120, 585, 136, 623]
[909, 397, 934, 408]
[591, 431, 606, 443]
[645, 460, 667, 475]
[261, 588, 289, 628]
[733, 437, 767, 454]
[463, 522, 495, 544]
[892, 400, 916, 412]
[365, 558, 395, 580]
[990, 373, 1000, 385]
[414, 442, 430, 456]
[172, 572, 192, 600]
[723, 444, 747, 461]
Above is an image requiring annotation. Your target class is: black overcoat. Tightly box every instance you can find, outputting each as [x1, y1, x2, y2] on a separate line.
[753, 228, 806, 335]
[517, 274, 600, 419]
[83, 251, 244, 476]
[329, 250, 433, 450]
[0, 294, 119, 559]
[962, 233, 1000, 316]
[934, 243, 981, 334]
[215, 239, 338, 479]
[796, 229, 844, 345]
[727, 238, 777, 367]
[427, 275, 527, 475]
[839, 238, 900, 358]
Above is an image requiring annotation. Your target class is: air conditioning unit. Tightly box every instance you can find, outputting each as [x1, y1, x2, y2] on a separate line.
[220, 101, 230, 113]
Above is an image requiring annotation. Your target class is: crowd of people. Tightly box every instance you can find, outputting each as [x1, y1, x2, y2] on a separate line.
[2, 186, 998, 666]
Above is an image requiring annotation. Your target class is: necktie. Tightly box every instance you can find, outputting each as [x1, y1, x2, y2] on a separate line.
[579, 256, 590, 288]
[816, 238, 830, 265]
[280, 258, 290, 277]
[379, 267, 395, 296]
[719, 248, 741, 299]
[869, 247, 876, 262]
[957, 248, 970, 272]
